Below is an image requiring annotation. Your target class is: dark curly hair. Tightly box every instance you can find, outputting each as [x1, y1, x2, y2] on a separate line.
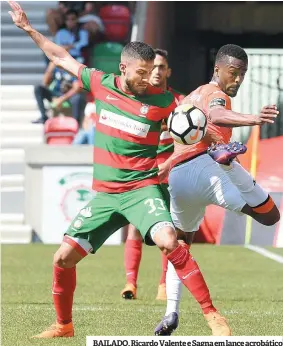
[215, 44, 248, 64]
[122, 41, 155, 61]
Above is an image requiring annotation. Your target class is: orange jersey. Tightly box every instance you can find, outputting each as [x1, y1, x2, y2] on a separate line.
[171, 82, 233, 168]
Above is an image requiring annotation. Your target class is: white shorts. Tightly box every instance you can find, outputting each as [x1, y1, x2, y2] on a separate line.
[169, 154, 246, 232]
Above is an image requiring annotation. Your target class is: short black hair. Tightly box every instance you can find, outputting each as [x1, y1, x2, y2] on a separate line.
[65, 9, 79, 18]
[215, 44, 248, 64]
[154, 48, 169, 63]
[121, 42, 155, 61]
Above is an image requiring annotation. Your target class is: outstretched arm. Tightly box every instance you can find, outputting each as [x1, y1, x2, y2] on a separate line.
[8, 1, 82, 77]
[209, 105, 279, 127]
[181, 94, 279, 128]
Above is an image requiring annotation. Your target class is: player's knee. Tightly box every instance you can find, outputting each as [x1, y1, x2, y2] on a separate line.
[164, 240, 179, 255]
[160, 228, 179, 255]
[53, 251, 64, 267]
[34, 85, 42, 94]
[150, 222, 178, 254]
[53, 249, 77, 268]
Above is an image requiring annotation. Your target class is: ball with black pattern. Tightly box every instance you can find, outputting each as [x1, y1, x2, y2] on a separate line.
[168, 104, 207, 145]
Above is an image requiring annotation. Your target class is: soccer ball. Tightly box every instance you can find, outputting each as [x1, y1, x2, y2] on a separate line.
[168, 104, 207, 145]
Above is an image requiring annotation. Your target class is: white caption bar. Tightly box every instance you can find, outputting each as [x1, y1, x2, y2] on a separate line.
[86, 336, 283, 346]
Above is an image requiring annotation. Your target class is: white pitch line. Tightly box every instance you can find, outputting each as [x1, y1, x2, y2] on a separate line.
[246, 245, 283, 264]
[3, 305, 282, 316]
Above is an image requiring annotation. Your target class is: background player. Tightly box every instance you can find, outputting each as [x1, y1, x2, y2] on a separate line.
[8, 1, 229, 338]
[155, 44, 280, 336]
[121, 49, 184, 301]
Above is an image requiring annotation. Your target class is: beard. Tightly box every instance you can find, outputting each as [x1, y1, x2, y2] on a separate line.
[125, 78, 147, 96]
[226, 87, 239, 98]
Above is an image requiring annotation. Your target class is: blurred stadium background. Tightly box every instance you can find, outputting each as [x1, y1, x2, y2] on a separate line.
[1, 1, 283, 340]
[1, 0, 282, 246]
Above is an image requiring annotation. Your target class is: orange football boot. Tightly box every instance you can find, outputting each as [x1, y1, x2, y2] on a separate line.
[204, 311, 232, 336]
[32, 321, 74, 338]
[121, 283, 137, 299]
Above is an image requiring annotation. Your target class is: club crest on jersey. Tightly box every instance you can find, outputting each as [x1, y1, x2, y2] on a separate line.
[140, 104, 149, 116]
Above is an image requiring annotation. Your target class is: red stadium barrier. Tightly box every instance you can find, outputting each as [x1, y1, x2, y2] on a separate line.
[99, 5, 131, 42]
[44, 116, 79, 145]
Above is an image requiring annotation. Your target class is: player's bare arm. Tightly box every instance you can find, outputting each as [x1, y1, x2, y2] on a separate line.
[158, 158, 172, 182]
[209, 104, 279, 127]
[181, 95, 279, 128]
[7, 1, 81, 77]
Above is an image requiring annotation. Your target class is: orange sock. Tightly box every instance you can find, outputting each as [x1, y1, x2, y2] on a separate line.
[252, 195, 275, 214]
[167, 245, 216, 314]
[124, 239, 142, 286]
[52, 265, 76, 324]
[159, 253, 168, 284]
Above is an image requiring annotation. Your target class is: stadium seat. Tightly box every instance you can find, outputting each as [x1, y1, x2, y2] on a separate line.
[91, 42, 124, 74]
[99, 5, 131, 42]
[44, 116, 79, 145]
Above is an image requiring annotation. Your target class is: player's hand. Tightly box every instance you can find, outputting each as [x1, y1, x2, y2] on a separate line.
[158, 161, 170, 183]
[7, 1, 31, 31]
[51, 97, 63, 109]
[256, 105, 279, 125]
[161, 120, 168, 132]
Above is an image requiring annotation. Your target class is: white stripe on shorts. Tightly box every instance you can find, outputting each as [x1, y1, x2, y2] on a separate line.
[65, 235, 93, 254]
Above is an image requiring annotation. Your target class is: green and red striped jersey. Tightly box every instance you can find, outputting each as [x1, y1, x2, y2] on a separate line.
[157, 87, 185, 183]
[78, 66, 177, 193]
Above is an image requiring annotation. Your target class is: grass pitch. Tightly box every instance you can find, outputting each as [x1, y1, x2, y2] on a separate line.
[2, 244, 283, 345]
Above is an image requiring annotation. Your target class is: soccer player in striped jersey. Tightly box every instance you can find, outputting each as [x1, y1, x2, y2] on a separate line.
[9, 1, 227, 338]
[121, 49, 184, 301]
[155, 44, 280, 336]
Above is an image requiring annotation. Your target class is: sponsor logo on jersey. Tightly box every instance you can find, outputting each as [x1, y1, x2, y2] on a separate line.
[99, 109, 150, 137]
